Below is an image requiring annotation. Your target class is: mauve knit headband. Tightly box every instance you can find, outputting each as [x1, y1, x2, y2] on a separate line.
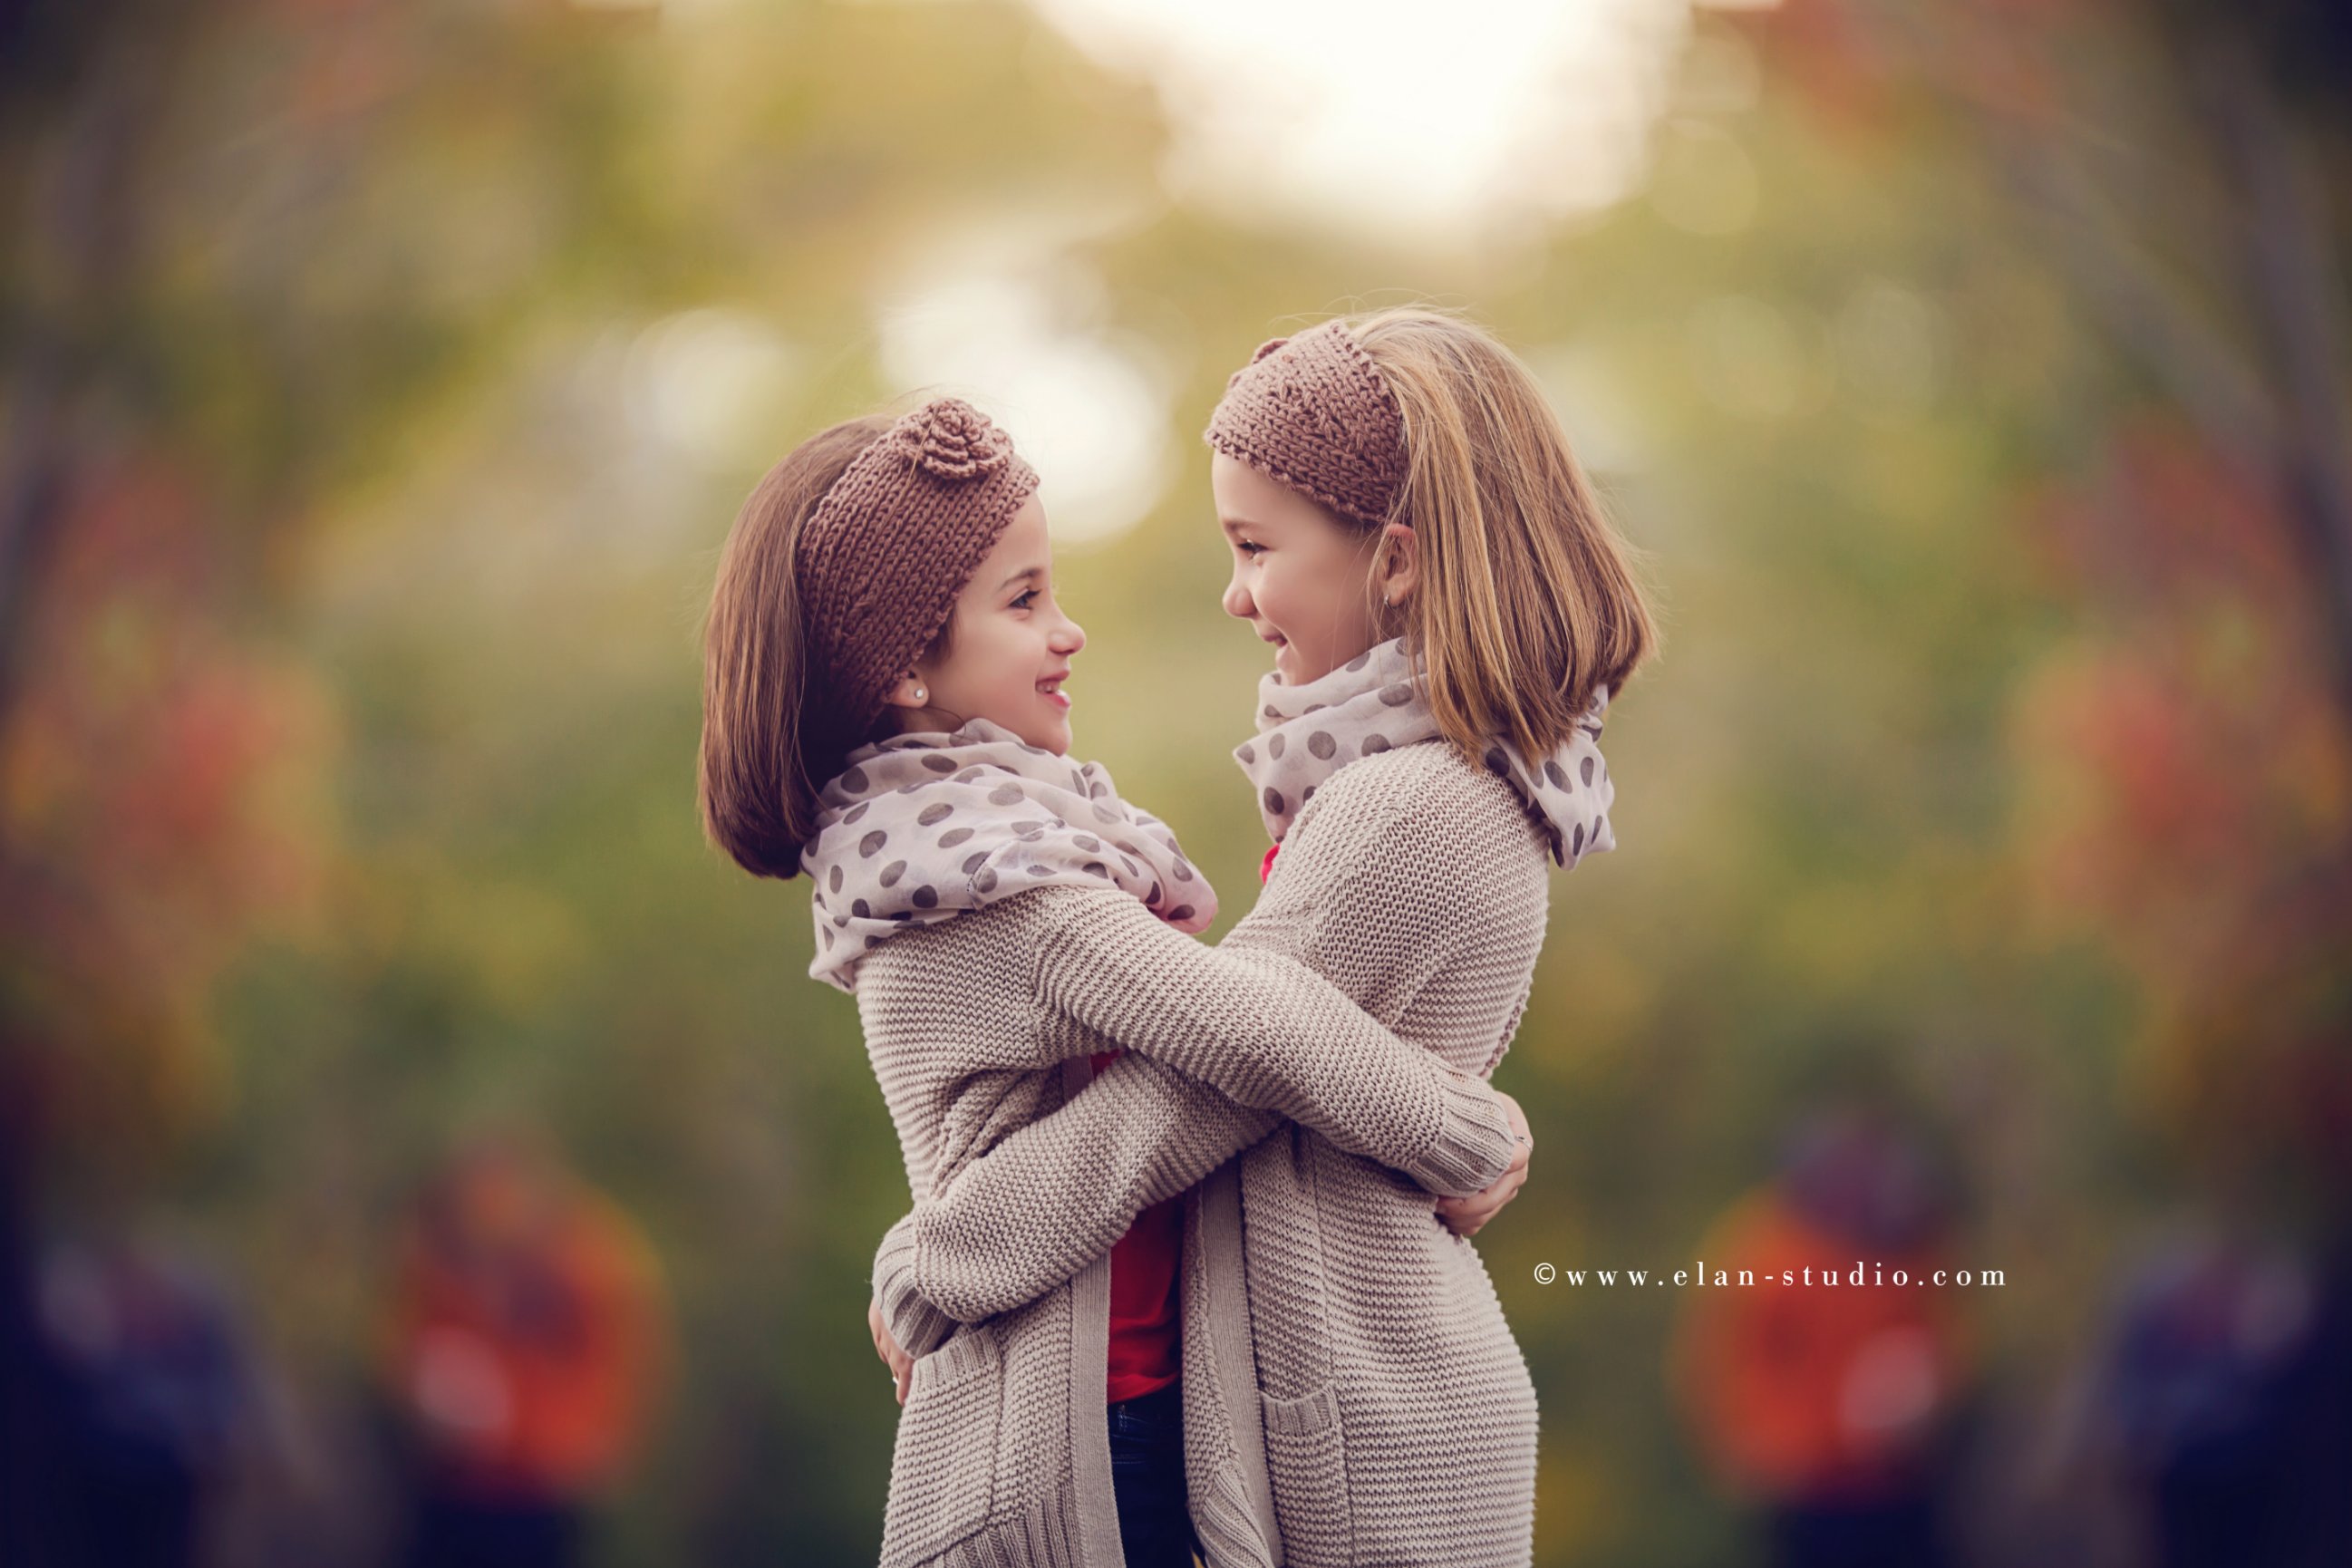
[794, 397, 1040, 738]
[1204, 319, 1408, 528]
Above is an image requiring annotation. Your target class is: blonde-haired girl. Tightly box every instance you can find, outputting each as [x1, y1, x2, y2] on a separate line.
[872, 307, 1657, 1568]
[698, 394, 1533, 1568]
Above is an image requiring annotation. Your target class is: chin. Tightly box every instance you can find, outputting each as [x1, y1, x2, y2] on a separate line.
[1278, 650, 1331, 686]
[1008, 711, 1072, 755]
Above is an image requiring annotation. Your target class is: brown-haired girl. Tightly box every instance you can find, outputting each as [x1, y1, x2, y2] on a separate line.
[870, 307, 1658, 1568]
[698, 394, 1531, 1568]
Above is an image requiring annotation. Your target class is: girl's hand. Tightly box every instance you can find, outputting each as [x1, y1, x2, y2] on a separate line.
[1435, 1089, 1531, 1239]
[869, 1294, 915, 1405]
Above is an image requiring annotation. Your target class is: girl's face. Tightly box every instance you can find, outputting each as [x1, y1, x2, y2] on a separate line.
[1213, 451, 1410, 686]
[895, 495, 1086, 753]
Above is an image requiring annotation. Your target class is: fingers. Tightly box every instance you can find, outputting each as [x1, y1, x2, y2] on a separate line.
[1495, 1089, 1528, 1136]
[871, 1296, 916, 1403]
[1495, 1090, 1532, 1166]
[888, 1340, 914, 1404]
[1436, 1192, 1499, 1237]
[1434, 1154, 1530, 1237]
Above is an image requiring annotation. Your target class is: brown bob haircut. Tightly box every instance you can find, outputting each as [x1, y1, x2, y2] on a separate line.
[698, 414, 955, 881]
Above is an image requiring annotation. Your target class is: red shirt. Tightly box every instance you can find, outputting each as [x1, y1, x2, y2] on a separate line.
[1095, 847, 1281, 1404]
[1091, 1048, 1185, 1402]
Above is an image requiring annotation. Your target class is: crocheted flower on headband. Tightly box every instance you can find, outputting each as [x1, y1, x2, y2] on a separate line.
[792, 395, 1040, 741]
[890, 398, 1014, 482]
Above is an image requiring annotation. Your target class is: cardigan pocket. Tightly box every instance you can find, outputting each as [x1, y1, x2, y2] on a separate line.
[880, 1323, 1003, 1568]
[1260, 1382, 1353, 1568]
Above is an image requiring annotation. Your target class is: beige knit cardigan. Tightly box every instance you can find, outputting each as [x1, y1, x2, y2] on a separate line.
[871, 740, 1554, 1567]
[851, 790, 1523, 1565]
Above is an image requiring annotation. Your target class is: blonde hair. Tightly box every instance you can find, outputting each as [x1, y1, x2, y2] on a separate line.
[1345, 306, 1659, 762]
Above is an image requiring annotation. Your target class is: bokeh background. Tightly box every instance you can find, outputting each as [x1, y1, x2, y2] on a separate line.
[5, 1, 2351, 1564]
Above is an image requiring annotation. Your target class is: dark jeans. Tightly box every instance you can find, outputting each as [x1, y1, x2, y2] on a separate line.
[1108, 1382, 1198, 1568]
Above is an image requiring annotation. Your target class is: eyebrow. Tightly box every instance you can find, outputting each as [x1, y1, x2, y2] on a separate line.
[996, 565, 1043, 591]
[1220, 516, 1263, 539]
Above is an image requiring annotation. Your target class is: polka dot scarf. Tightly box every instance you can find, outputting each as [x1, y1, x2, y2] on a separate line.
[1232, 636, 1616, 869]
[801, 718, 1217, 993]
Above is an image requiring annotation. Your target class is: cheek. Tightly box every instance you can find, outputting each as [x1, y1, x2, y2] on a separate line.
[973, 624, 1037, 694]
[1273, 559, 1348, 636]
[1258, 559, 1302, 619]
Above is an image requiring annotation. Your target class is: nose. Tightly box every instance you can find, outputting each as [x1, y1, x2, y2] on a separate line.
[1222, 568, 1253, 622]
[1051, 611, 1086, 655]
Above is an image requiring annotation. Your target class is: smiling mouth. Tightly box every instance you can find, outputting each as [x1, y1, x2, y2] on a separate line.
[1038, 673, 1071, 708]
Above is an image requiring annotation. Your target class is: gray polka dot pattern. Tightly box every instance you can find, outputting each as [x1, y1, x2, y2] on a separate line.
[801, 717, 1217, 992]
[1232, 634, 1615, 869]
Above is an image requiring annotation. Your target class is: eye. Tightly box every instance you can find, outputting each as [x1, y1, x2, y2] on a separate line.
[1011, 587, 1039, 610]
[1235, 540, 1265, 557]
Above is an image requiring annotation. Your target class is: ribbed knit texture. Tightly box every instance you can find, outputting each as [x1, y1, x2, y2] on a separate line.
[876, 739, 1557, 1566]
[1203, 322, 1406, 528]
[796, 398, 1040, 735]
[854, 863, 1521, 1566]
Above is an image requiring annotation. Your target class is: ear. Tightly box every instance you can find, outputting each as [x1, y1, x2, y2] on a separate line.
[878, 669, 931, 712]
[1372, 523, 1419, 607]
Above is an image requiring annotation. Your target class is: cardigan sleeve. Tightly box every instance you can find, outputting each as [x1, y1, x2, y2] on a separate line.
[876, 1028, 1512, 1347]
[875, 1050, 1280, 1350]
[1021, 887, 1517, 1193]
[875, 772, 1538, 1349]
[884, 860, 1524, 1353]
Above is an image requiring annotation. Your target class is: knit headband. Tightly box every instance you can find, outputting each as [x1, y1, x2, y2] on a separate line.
[1203, 319, 1407, 528]
[795, 398, 1040, 737]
